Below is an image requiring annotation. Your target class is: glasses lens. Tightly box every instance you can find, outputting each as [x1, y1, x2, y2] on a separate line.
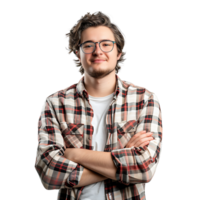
[82, 42, 95, 53]
[81, 41, 114, 53]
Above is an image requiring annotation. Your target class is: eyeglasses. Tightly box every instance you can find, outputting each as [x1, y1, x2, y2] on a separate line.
[78, 40, 116, 54]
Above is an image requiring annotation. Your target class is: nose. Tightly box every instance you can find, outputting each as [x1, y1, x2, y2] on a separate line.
[93, 42, 103, 54]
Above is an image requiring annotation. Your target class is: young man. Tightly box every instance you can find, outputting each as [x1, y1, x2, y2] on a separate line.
[35, 12, 163, 200]
[77, 26, 121, 97]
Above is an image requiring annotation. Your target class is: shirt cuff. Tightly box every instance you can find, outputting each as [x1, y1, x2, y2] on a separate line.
[111, 146, 147, 185]
[65, 163, 84, 188]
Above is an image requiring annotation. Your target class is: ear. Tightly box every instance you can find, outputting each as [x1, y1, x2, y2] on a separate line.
[75, 50, 81, 61]
[117, 52, 122, 60]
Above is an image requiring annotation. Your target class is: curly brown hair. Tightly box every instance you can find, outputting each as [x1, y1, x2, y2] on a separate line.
[65, 11, 126, 75]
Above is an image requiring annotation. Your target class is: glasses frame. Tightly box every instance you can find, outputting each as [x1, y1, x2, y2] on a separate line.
[78, 40, 116, 54]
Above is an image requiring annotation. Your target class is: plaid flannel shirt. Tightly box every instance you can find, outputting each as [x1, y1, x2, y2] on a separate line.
[35, 74, 163, 200]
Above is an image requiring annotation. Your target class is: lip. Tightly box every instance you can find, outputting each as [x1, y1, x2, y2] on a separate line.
[92, 59, 106, 63]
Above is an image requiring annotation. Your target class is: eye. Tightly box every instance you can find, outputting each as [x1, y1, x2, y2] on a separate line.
[85, 45, 91, 48]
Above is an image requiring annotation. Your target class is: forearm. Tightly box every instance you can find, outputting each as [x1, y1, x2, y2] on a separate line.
[73, 167, 108, 188]
[64, 148, 117, 180]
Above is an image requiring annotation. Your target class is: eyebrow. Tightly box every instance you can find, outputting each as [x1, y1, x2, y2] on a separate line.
[82, 39, 112, 43]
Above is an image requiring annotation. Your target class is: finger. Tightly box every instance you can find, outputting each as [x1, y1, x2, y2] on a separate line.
[138, 130, 147, 135]
[131, 131, 151, 143]
[134, 136, 154, 147]
[135, 131, 153, 138]
[140, 141, 150, 148]
[136, 140, 150, 148]
[129, 140, 149, 148]
[126, 131, 153, 148]
[131, 132, 153, 144]
[135, 130, 147, 135]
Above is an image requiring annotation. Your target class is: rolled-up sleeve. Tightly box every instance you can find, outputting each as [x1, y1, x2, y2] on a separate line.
[34, 97, 84, 190]
[111, 93, 163, 185]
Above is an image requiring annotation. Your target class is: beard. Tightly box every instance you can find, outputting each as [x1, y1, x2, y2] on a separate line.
[84, 66, 115, 79]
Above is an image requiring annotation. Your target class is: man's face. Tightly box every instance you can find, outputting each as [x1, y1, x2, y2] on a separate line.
[77, 26, 122, 79]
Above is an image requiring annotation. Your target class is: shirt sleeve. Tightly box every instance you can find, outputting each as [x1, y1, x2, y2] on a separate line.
[111, 93, 163, 185]
[34, 97, 84, 190]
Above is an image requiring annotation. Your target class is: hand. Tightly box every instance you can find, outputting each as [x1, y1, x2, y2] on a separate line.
[125, 131, 154, 148]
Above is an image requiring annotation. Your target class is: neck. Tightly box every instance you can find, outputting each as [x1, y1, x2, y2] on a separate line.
[83, 72, 117, 97]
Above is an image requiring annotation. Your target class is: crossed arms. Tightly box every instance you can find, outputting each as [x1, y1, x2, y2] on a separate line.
[64, 149, 117, 188]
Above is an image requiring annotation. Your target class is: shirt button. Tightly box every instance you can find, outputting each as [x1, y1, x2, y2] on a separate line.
[89, 136, 92, 140]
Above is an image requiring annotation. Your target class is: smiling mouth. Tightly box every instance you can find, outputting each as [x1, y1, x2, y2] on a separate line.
[92, 60, 105, 63]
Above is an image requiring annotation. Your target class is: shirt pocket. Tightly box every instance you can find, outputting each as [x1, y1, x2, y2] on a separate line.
[117, 120, 138, 149]
[61, 123, 84, 149]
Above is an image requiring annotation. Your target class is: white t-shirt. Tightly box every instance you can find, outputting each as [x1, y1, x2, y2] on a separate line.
[79, 92, 114, 200]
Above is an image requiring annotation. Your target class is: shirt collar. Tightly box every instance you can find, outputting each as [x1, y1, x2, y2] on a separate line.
[76, 74, 125, 100]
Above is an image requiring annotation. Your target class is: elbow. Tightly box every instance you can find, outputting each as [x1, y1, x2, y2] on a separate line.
[145, 169, 157, 183]
[40, 175, 63, 190]
[146, 178, 154, 183]
[147, 172, 157, 183]
[40, 181, 62, 190]
[40, 183, 50, 191]
[34, 168, 55, 191]
[34, 174, 50, 190]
